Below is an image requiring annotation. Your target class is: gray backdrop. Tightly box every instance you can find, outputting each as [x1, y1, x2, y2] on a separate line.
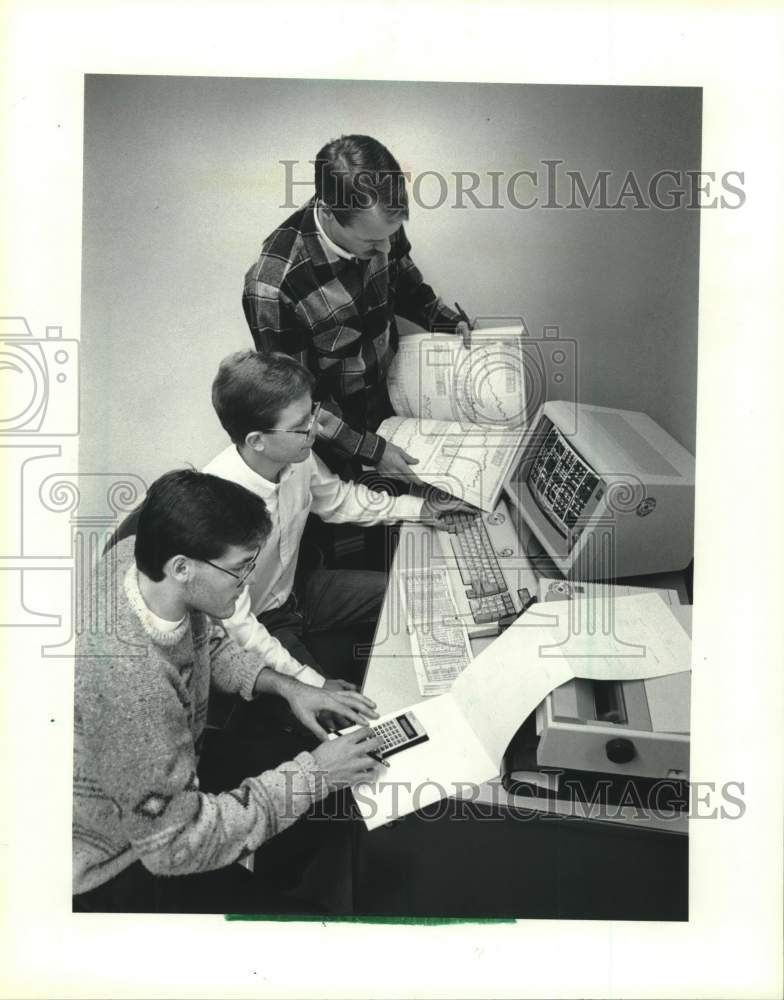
[81, 76, 701, 485]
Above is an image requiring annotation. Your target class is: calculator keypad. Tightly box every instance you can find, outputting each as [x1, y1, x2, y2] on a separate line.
[374, 720, 409, 752]
[368, 713, 428, 758]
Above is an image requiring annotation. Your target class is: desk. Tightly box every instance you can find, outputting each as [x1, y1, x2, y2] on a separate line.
[352, 520, 690, 919]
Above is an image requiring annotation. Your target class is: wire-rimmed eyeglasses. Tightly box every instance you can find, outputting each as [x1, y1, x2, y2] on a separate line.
[200, 544, 261, 584]
[261, 402, 322, 437]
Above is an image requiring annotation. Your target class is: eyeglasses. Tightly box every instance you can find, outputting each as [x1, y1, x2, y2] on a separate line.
[261, 402, 322, 438]
[200, 545, 261, 585]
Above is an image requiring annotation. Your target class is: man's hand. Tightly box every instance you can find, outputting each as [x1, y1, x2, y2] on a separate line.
[321, 678, 361, 731]
[285, 682, 379, 741]
[455, 319, 471, 349]
[323, 678, 358, 693]
[376, 441, 426, 486]
[311, 727, 384, 790]
[421, 495, 481, 530]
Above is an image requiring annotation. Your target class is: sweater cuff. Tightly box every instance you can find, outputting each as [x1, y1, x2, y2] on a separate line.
[237, 658, 266, 702]
[358, 429, 386, 464]
[431, 303, 462, 332]
[292, 750, 328, 805]
[297, 664, 326, 688]
[388, 496, 426, 522]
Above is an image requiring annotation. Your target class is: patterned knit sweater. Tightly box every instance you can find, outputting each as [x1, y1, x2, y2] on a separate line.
[73, 538, 320, 895]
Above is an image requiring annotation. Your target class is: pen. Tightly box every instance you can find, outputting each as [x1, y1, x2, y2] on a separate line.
[454, 301, 471, 327]
[368, 750, 391, 769]
[327, 727, 391, 768]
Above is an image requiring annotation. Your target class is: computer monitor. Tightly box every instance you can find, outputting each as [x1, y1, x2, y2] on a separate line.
[504, 402, 695, 580]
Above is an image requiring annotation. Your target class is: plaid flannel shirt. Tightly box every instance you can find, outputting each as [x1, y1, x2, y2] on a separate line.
[242, 198, 461, 464]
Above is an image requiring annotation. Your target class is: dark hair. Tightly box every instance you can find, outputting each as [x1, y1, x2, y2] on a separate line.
[134, 469, 271, 581]
[314, 134, 409, 226]
[211, 350, 315, 445]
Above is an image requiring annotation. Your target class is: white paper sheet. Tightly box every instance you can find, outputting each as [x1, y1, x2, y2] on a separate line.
[387, 330, 527, 426]
[352, 697, 498, 831]
[399, 566, 473, 695]
[451, 621, 575, 768]
[538, 590, 692, 678]
[377, 414, 522, 510]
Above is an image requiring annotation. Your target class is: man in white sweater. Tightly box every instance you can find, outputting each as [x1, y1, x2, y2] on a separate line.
[204, 349, 468, 707]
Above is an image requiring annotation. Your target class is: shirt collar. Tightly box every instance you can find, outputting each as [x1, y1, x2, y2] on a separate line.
[313, 201, 357, 262]
[225, 446, 296, 493]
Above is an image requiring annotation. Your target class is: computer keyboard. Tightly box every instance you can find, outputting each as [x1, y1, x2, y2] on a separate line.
[441, 512, 518, 625]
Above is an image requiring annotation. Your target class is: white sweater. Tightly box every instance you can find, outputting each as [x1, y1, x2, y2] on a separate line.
[203, 445, 424, 687]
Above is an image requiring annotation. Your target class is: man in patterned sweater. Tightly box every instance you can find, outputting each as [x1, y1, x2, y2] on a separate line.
[242, 133, 470, 482]
[73, 469, 381, 913]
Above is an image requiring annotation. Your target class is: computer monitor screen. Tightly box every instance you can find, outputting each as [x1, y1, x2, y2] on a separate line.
[522, 417, 606, 542]
[505, 402, 695, 580]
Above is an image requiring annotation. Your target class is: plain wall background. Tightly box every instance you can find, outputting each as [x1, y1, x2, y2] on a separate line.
[81, 76, 701, 486]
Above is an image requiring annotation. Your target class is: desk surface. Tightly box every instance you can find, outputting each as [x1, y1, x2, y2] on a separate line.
[362, 520, 691, 835]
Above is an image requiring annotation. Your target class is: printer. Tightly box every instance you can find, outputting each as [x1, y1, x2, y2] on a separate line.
[535, 671, 690, 779]
[533, 585, 691, 781]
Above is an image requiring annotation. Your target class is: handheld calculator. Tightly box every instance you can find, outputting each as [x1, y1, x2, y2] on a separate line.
[371, 711, 429, 758]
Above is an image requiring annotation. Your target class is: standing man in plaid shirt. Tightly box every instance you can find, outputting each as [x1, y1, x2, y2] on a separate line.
[242, 134, 470, 484]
